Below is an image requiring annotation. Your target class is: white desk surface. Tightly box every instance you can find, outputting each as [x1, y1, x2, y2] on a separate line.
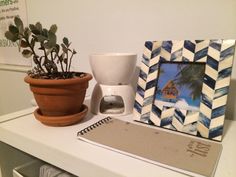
[0, 105, 235, 177]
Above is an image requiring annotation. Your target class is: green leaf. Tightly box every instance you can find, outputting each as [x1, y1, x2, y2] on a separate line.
[29, 24, 40, 35]
[5, 31, 14, 40]
[43, 42, 51, 49]
[32, 29, 41, 35]
[73, 49, 77, 54]
[20, 40, 28, 48]
[9, 25, 19, 34]
[32, 35, 39, 42]
[37, 35, 47, 42]
[35, 22, 42, 32]
[46, 48, 53, 56]
[63, 37, 69, 47]
[14, 16, 23, 29]
[22, 49, 33, 58]
[5, 31, 18, 42]
[55, 44, 60, 53]
[29, 24, 35, 31]
[42, 28, 48, 37]
[48, 32, 57, 47]
[61, 43, 67, 53]
[23, 27, 31, 39]
[49, 24, 57, 34]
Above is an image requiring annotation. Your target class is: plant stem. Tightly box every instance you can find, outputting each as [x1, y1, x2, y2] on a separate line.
[50, 51, 54, 62]
[68, 52, 74, 72]
[66, 51, 69, 73]
[24, 36, 46, 73]
[55, 52, 65, 74]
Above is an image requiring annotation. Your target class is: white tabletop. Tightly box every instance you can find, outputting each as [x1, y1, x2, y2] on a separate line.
[0, 105, 235, 177]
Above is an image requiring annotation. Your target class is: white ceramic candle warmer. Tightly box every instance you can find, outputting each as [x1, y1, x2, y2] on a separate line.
[90, 53, 137, 116]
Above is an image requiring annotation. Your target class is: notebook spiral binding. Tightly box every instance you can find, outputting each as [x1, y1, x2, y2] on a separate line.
[77, 117, 112, 136]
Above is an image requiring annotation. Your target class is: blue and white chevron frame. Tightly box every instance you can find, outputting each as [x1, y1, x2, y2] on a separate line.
[133, 40, 236, 141]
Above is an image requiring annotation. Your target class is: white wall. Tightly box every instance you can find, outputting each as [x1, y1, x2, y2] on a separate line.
[0, 68, 32, 115]
[0, 0, 236, 118]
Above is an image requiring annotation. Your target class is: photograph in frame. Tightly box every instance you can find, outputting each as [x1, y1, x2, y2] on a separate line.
[133, 40, 236, 141]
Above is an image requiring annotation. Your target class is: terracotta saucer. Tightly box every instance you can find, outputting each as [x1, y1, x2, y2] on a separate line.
[34, 104, 88, 126]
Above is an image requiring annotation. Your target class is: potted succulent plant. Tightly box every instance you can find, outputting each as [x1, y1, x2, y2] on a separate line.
[5, 17, 92, 126]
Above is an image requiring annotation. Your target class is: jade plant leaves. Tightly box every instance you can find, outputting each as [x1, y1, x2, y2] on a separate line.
[5, 31, 18, 42]
[48, 32, 57, 47]
[42, 29, 49, 37]
[4, 16, 77, 79]
[61, 43, 67, 53]
[72, 49, 77, 54]
[29, 24, 40, 35]
[14, 17, 23, 27]
[37, 35, 47, 42]
[9, 25, 19, 34]
[49, 24, 57, 34]
[63, 37, 69, 47]
[55, 44, 60, 53]
[23, 27, 31, 40]
[20, 40, 29, 48]
[22, 49, 32, 58]
[35, 22, 42, 32]
[14, 17, 23, 32]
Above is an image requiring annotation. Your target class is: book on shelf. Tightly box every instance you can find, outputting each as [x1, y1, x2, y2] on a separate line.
[77, 117, 222, 177]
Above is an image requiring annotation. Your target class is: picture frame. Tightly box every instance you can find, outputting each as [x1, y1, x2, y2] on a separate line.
[0, 0, 30, 66]
[133, 40, 236, 141]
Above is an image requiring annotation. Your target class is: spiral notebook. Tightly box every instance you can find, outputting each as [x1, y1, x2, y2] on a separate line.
[77, 117, 222, 177]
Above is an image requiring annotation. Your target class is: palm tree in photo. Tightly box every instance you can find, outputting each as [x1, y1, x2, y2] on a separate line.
[156, 67, 165, 95]
[174, 64, 205, 100]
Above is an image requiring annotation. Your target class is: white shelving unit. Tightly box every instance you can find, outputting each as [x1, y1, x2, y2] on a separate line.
[0, 105, 236, 177]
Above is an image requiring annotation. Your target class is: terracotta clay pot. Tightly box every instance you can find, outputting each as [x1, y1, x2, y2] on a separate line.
[24, 73, 92, 126]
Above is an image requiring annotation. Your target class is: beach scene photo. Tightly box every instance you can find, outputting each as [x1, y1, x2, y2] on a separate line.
[154, 62, 205, 111]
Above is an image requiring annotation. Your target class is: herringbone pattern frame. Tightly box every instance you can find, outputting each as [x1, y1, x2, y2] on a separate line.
[133, 40, 235, 141]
